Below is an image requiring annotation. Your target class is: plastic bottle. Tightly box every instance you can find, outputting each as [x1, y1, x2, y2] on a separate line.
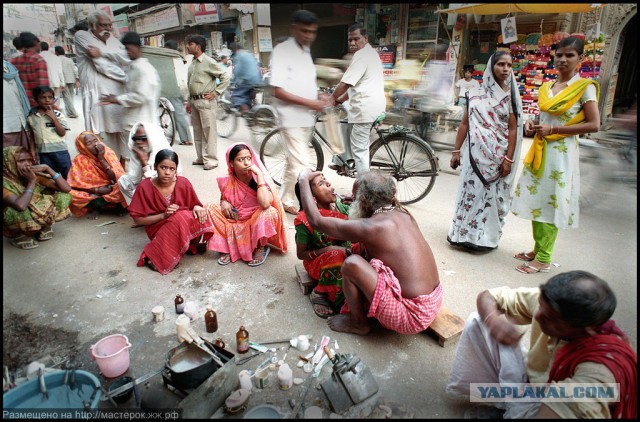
[236, 325, 249, 354]
[277, 363, 293, 390]
[174, 294, 185, 314]
[204, 304, 218, 333]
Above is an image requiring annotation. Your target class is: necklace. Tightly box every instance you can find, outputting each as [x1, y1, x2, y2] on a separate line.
[373, 205, 396, 215]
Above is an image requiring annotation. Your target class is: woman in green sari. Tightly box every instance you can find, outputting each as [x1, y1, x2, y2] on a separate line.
[3, 146, 72, 249]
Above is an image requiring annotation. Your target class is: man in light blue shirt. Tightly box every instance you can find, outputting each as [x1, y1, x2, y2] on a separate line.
[229, 42, 261, 114]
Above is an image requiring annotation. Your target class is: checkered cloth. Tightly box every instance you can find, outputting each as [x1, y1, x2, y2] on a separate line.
[341, 258, 443, 334]
[10, 51, 49, 107]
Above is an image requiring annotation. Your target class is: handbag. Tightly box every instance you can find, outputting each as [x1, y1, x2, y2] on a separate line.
[464, 93, 501, 188]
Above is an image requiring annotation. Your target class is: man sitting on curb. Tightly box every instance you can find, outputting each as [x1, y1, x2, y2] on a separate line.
[297, 168, 442, 335]
[446, 270, 637, 419]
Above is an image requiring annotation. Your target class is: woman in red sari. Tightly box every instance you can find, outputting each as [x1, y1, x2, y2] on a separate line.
[67, 131, 128, 217]
[294, 174, 354, 318]
[128, 149, 214, 274]
[205, 143, 287, 266]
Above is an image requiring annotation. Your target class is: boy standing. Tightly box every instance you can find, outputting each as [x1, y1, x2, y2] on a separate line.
[27, 86, 72, 178]
[454, 66, 480, 107]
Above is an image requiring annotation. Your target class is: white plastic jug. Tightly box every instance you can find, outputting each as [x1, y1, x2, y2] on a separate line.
[277, 363, 293, 390]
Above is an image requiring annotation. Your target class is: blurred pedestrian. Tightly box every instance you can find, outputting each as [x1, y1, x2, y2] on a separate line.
[185, 34, 230, 171]
[447, 51, 523, 252]
[511, 37, 600, 274]
[55, 46, 80, 118]
[228, 42, 261, 114]
[10, 36, 24, 59]
[10, 32, 49, 108]
[100, 32, 161, 133]
[3, 59, 36, 159]
[329, 23, 385, 175]
[39, 42, 65, 113]
[454, 65, 479, 107]
[163, 40, 193, 146]
[74, 10, 129, 168]
[270, 10, 331, 215]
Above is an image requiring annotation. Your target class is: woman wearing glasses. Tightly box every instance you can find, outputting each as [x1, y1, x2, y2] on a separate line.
[117, 121, 181, 205]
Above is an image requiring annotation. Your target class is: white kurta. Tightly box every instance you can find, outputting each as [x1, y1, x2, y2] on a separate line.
[39, 50, 64, 89]
[117, 57, 161, 132]
[74, 30, 129, 134]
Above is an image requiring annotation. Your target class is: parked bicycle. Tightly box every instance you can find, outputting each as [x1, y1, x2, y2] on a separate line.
[157, 97, 176, 146]
[259, 107, 440, 205]
[216, 85, 277, 138]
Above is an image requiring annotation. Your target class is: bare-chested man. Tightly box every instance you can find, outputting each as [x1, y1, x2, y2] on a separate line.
[297, 168, 442, 335]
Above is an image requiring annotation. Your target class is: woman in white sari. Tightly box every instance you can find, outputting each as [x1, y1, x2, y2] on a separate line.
[447, 51, 523, 251]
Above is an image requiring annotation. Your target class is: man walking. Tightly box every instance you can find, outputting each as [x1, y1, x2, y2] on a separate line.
[100, 32, 160, 133]
[185, 34, 230, 170]
[329, 23, 385, 176]
[74, 10, 129, 167]
[10, 32, 49, 108]
[55, 46, 80, 118]
[270, 10, 331, 214]
[39, 42, 66, 113]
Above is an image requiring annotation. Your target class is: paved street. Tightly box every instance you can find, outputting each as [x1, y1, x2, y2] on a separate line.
[3, 94, 637, 418]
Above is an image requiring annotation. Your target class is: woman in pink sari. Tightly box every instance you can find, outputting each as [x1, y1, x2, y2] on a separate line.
[128, 149, 214, 274]
[206, 143, 288, 266]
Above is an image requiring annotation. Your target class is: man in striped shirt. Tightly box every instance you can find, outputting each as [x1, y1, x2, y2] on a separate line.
[10, 32, 49, 108]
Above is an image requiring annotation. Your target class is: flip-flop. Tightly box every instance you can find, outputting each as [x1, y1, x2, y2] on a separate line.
[37, 228, 54, 241]
[308, 291, 334, 319]
[10, 236, 39, 250]
[217, 254, 232, 266]
[247, 246, 270, 267]
[514, 251, 535, 262]
[515, 261, 550, 274]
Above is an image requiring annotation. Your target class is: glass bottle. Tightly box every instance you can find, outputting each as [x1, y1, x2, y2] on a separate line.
[204, 304, 218, 333]
[236, 325, 249, 354]
[174, 294, 185, 314]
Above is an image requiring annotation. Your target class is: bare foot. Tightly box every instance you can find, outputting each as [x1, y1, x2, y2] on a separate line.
[327, 314, 370, 335]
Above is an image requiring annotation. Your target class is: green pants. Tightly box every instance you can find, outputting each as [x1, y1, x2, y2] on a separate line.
[532, 221, 558, 264]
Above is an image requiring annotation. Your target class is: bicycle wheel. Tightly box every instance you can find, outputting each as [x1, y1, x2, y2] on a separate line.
[369, 133, 439, 205]
[260, 129, 323, 186]
[251, 107, 277, 133]
[216, 101, 237, 138]
[158, 105, 175, 146]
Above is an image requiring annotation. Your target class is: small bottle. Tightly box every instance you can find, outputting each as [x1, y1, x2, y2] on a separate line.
[236, 325, 250, 354]
[277, 363, 293, 390]
[204, 304, 218, 333]
[175, 294, 185, 314]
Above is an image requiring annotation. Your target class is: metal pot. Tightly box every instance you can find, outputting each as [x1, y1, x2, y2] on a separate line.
[165, 341, 233, 390]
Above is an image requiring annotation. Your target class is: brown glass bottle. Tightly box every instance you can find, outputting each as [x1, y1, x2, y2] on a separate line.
[204, 304, 218, 333]
[174, 294, 185, 314]
[236, 325, 249, 354]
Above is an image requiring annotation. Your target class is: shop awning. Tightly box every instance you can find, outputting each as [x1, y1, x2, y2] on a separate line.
[437, 3, 603, 15]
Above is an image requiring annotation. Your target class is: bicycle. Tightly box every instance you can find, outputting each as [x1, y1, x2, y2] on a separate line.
[216, 86, 277, 139]
[157, 97, 176, 146]
[259, 107, 440, 205]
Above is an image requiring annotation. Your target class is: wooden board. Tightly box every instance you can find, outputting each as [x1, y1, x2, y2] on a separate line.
[295, 263, 317, 295]
[425, 306, 465, 347]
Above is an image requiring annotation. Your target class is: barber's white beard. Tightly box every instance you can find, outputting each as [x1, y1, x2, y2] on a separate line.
[348, 198, 365, 220]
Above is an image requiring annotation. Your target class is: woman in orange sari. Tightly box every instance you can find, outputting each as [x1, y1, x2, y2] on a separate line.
[205, 143, 287, 266]
[67, 131, 128, 217]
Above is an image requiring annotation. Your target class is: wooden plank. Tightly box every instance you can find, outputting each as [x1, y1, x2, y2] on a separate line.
[295, 263, 317, 295]
[425, 307, 465, 347]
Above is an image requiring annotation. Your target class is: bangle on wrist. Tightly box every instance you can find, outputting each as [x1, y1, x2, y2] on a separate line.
[52, 172, 60, 181]
[452, 149, 461, 153]
[24, 188, 34, 194]
[504, 156, 514, 163]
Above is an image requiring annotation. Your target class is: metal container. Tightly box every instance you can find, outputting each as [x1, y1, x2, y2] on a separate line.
[165, 340, 233, 390]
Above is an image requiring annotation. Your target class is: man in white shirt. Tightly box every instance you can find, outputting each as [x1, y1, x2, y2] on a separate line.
[55, 46, 80, 118]
[39, 42, 66, 112]
[100, 32, 161, 134]
[329, 23, 386, 175]
[454, 66, 480, 107]
[270, 9, 331, 214]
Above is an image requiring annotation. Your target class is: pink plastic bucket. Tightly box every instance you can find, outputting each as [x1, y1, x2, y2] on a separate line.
[88, 334, 132, 378]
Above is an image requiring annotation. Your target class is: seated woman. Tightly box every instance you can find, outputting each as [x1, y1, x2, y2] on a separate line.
[118, 121, 181, 205]
[205, 143, 288, 266]
[3, 146, 72, 249]
[127, 149, 213, 274]
[67, 131, 128, 217]
[294, 174, 353, 318]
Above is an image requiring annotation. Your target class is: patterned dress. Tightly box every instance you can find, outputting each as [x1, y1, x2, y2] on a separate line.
[511, 75, 598, 229]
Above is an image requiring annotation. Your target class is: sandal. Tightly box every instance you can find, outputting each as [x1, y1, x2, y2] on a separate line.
[179, 140, 193, 145]
[514, 251, 535, 262]
[515, 260, 550, 274]
[247, 246, 270, 267]
[37, 228, 54, 241]
[309, 291, 334, 319]
[10, 236, 39, 250]
[217, 253, 232, 266]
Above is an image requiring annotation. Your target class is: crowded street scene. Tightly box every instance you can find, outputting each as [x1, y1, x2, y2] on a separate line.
[3, 3, 637, 419]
